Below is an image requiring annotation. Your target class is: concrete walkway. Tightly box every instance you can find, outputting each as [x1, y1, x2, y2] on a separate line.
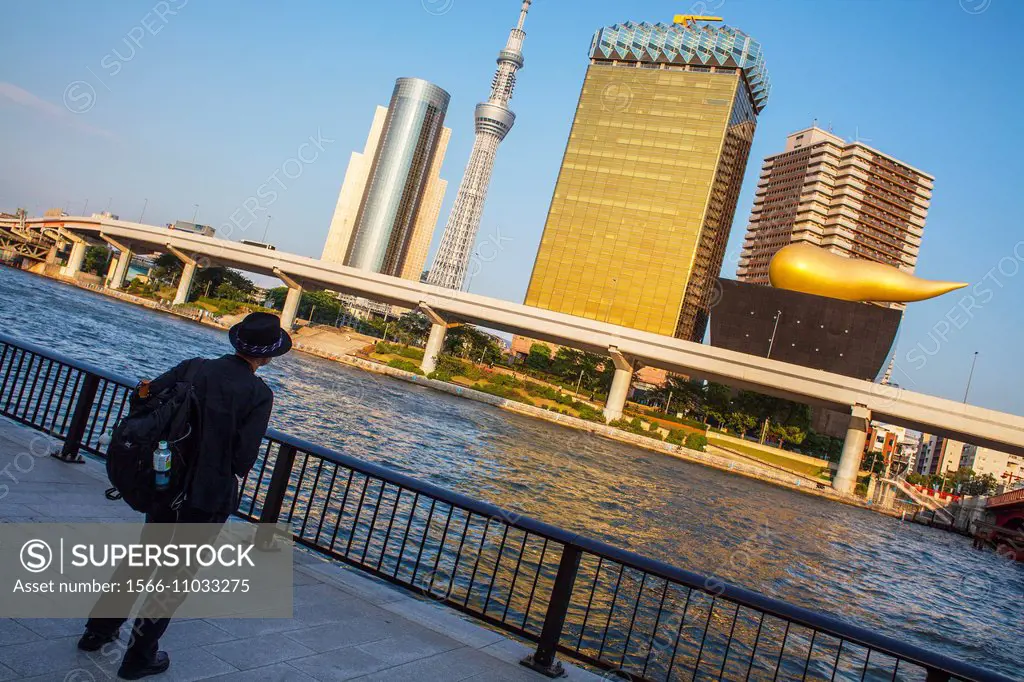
[0, 417, 601, 682]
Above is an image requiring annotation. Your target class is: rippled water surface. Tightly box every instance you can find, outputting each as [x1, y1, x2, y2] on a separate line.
[1, 267, 1020, 677]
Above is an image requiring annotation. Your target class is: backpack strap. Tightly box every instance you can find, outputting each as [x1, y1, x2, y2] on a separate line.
[171, 358, 206, 511]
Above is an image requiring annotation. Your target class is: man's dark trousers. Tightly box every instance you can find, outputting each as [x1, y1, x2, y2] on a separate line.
[85, 505, 228, 660]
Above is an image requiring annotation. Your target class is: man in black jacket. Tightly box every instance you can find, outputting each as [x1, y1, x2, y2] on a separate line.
[78, 312, 290, 679]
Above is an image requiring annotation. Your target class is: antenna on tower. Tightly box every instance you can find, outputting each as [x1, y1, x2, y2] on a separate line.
[516, 0, 530, 29]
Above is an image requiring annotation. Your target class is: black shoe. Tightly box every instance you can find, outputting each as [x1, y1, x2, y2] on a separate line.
[117, 651, 170, 680]
[77, 630, 118, 651]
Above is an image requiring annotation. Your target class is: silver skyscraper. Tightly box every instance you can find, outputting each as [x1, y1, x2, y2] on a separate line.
[427, 0, 531, 291]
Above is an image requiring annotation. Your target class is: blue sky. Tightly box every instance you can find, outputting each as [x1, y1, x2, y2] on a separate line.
[1, 0, 1022, 415]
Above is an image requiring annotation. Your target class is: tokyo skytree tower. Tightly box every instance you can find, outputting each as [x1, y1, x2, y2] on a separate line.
[427, 0, 531, 291]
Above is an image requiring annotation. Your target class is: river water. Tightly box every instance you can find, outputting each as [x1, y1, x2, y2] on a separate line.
[1, 266, 1020, 677]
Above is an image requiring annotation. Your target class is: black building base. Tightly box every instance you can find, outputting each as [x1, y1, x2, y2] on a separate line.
[709, 278, 901, 381]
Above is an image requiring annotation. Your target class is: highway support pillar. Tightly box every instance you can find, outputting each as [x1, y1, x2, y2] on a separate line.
[100, 233, 132, 290]
[418, 304, 448, 375]
[166, 244, 198, 305]
[603, 347, 633, 422]
[274, 268, 303, 331]
[60, 240, 87, 278]
[833, 404, 871, 495]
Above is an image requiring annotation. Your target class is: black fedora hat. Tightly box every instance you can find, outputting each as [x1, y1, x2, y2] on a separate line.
[229, 312, 292, 358]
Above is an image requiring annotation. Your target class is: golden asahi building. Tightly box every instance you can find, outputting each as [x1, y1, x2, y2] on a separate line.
[522, 18, 770, 342]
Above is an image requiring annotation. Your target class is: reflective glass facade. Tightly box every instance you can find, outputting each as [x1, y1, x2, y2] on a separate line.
[590, 21, 770, 112]
[524, 62, 758, 341]
[346, 78, 450, 276]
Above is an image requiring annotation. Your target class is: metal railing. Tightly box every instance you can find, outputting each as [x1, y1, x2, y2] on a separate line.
[0, 331, 1012, 682]
[987, 487, 1024, 508]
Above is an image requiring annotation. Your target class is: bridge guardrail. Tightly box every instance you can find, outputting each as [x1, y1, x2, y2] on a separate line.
[987, 487, 1024, 508]
[0, 330, 1012, 682]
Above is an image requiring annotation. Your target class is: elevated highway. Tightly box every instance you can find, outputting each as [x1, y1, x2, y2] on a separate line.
[11, 214, 1024, 494]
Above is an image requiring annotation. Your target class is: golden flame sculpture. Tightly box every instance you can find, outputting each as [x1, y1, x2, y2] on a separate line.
[768, 243, 967, 303]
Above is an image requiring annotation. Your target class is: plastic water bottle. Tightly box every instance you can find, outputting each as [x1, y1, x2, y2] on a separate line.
[153, 440, 172, 491]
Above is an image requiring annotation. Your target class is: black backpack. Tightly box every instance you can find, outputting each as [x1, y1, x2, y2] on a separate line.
[104, 359, 205, 512]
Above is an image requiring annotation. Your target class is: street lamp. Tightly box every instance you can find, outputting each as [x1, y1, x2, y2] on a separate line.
[766, 310, 782, 359]
[262, 215, 273, 243]
[191, 204, 199, 223]
[963, 351, 979, 403]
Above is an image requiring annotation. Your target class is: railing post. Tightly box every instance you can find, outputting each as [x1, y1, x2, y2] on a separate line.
[55, 373, 99, 463]
[521, 543, 582, 678]
[925, 670, 951, 682]
[257, 443, 297, 549]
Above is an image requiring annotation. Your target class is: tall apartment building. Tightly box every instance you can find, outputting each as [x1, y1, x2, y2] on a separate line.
[864, 422, 906, 473]
[322, 78, 450, 281]
[916, 435, 965, 476]
[960, 445, 1024, 486]
[901, 431, 921, 473]
[523, 19, 770, 342]
[737, 126, 934, 295]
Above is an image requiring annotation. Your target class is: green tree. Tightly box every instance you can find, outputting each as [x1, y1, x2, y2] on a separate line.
[769, 423, 808, 447]
[593, 353, 616, 393]
[664, 377, 705, 416]
[801, 432, 843, 461]
[192, 267, 255, 302]
[551, 347, 584, 381]
[444, 325, 503, 363]
[265, 286, 287, 310]
[395, 312, 431, 345]
[125, 278, 155, 297]
[298, 290, 342, 323]
[726, 410, 757, 437]
[525, 343, 552, 371]
[82, 246, 111, 276]
[703, 382, 732, 427]
[149, 253, 183, 286]
[951, 467, 975, 486]
[963, 473, 998, 496]
[684, 433, 708, 452]
[544, 348, 611, 394]
[214, 282, 247, 302]
[861, 450, 887, 475]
